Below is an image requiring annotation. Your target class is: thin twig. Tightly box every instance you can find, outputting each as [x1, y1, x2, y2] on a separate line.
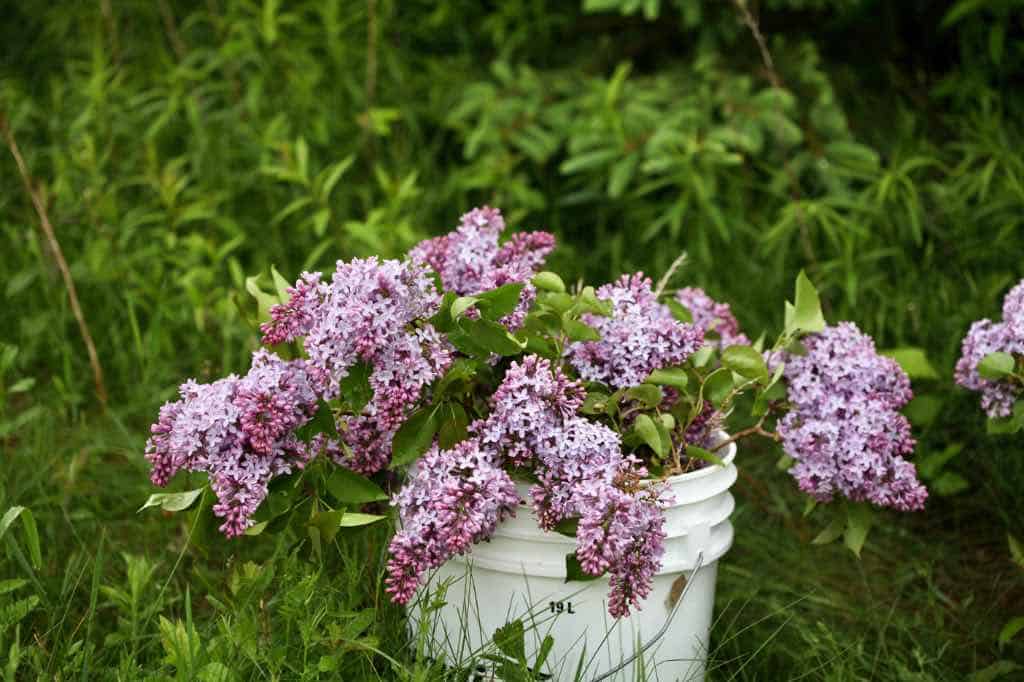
[733, 0, 780, 89]
[711, 418, 779, 452]
[653, 251, 688, 299]
[731, 0, 818, 268]
[1, 114, 108, 407]
[158, 0, 188, 61]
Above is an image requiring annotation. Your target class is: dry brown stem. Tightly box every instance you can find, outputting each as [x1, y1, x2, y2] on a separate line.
[0, 114, 108, 407]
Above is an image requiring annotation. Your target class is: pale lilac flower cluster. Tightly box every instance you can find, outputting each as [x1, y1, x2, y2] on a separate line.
[566, 274, 704, 389]
[675, 287, 750, 350]
[385, 440, 520, 604]
[278, 257, 453, 473]
[475, 356, 668, 617]
[410, 206, 555, 329]
[777, 323, 927, 511]
[955, 279, 1024, 418]
[145, 350, 320, 536]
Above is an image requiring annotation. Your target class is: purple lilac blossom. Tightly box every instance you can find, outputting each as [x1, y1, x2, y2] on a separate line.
[409, 206, 555, 330]
[268, 257, 453, 473]
[777, 322, 927, 511]
[145, 350, 320, 537]
[473, 356, 668, 617]
[675, 287, 750, 350]
[385, 440, 520, 604]
[954, 279, 1024, 418]
[566, 273, 704, 389]
[260, 272, 327, 346]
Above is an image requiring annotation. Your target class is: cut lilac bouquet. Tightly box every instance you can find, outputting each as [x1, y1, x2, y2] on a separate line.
[143, 206, 928, 618]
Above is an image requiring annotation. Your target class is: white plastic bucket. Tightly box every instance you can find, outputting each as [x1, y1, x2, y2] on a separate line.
[411, 436, 738, 681]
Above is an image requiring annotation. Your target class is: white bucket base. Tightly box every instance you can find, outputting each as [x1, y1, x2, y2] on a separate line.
[411, 435, 738, 682]
[414, 557, 722, 682]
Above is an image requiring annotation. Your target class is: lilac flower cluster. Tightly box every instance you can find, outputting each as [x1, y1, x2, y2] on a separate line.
[566, 274, 704, 389]
[777, 323, 927, 511]
[146, 350, 320, 536]
[385, 440, 520, 604]
[675, 287, 750, 350]
[477, 356, 668, 617]
[279, 257, 453, 473]
[260, 272, 328, 346]
[955, 279, 1024, 418]
[410, 206, 555, 330]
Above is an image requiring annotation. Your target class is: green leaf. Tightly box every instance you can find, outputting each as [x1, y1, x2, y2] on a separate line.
[325, 468, 387, 505]
[429, 292, 456, 332]
[309, 510, 344, 544]
[270, 266, 292, 302]
[340, 361, 374, 413]
[811, 516, 845, 545]
[451, 296, 480, 320]
[703, 370, 734, 406]
[244, 521, 269, 536]
[665, 299, 694, 323]
[391, 405, 441, 468]
[245, 274, 280, 323]
[437, 402, 470, 449]
[999, 617, 1024, 648]
[1009, 533, 1024, 569]
[721, 345, 769, 383]
[540, 292, 575, 313]
[493, 620, 526, 662]
[18, 508, 41, 569]
[645, 367, 689, 389]
[881, 347, 939, 380]
[459, 318, 527, 356]
[565, 553, 601, 583]
[2, 507, 42, 570]
[690, 345, 714, 368]
[787, 271, 826, 336]
[296, 400, 339, 443]
[577, 287, 613, 316]
[138, 489, 205, 514]
[434, 359, 480, 397]
[904, 394, 944, 428]
[844, 504, 874, 558]
[553, 517, 579, 538]
[580, 391, 610, 415]
[979, 352, 1016, 380]
[8, 377, 34, 393]
[562, 318, 601, 342]
[532, 272, 566, 293]
[632, 414, 666, 457]
[338, 512, 386, 527]
[686, 445, 725, 467]
[625, 384, 663, 408]
[932, 472, 969, 496]
[476, 283, 525, 320]
[917, 443, 964, 479]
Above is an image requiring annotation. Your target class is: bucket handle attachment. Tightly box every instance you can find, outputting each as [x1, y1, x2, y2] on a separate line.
[589, 551, 706, 682]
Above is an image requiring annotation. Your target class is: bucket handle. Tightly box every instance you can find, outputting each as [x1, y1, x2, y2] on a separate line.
[589, 551, 706, 682]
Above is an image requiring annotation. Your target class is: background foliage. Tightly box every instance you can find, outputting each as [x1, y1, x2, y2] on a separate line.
[1, 0, 1023, 678]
